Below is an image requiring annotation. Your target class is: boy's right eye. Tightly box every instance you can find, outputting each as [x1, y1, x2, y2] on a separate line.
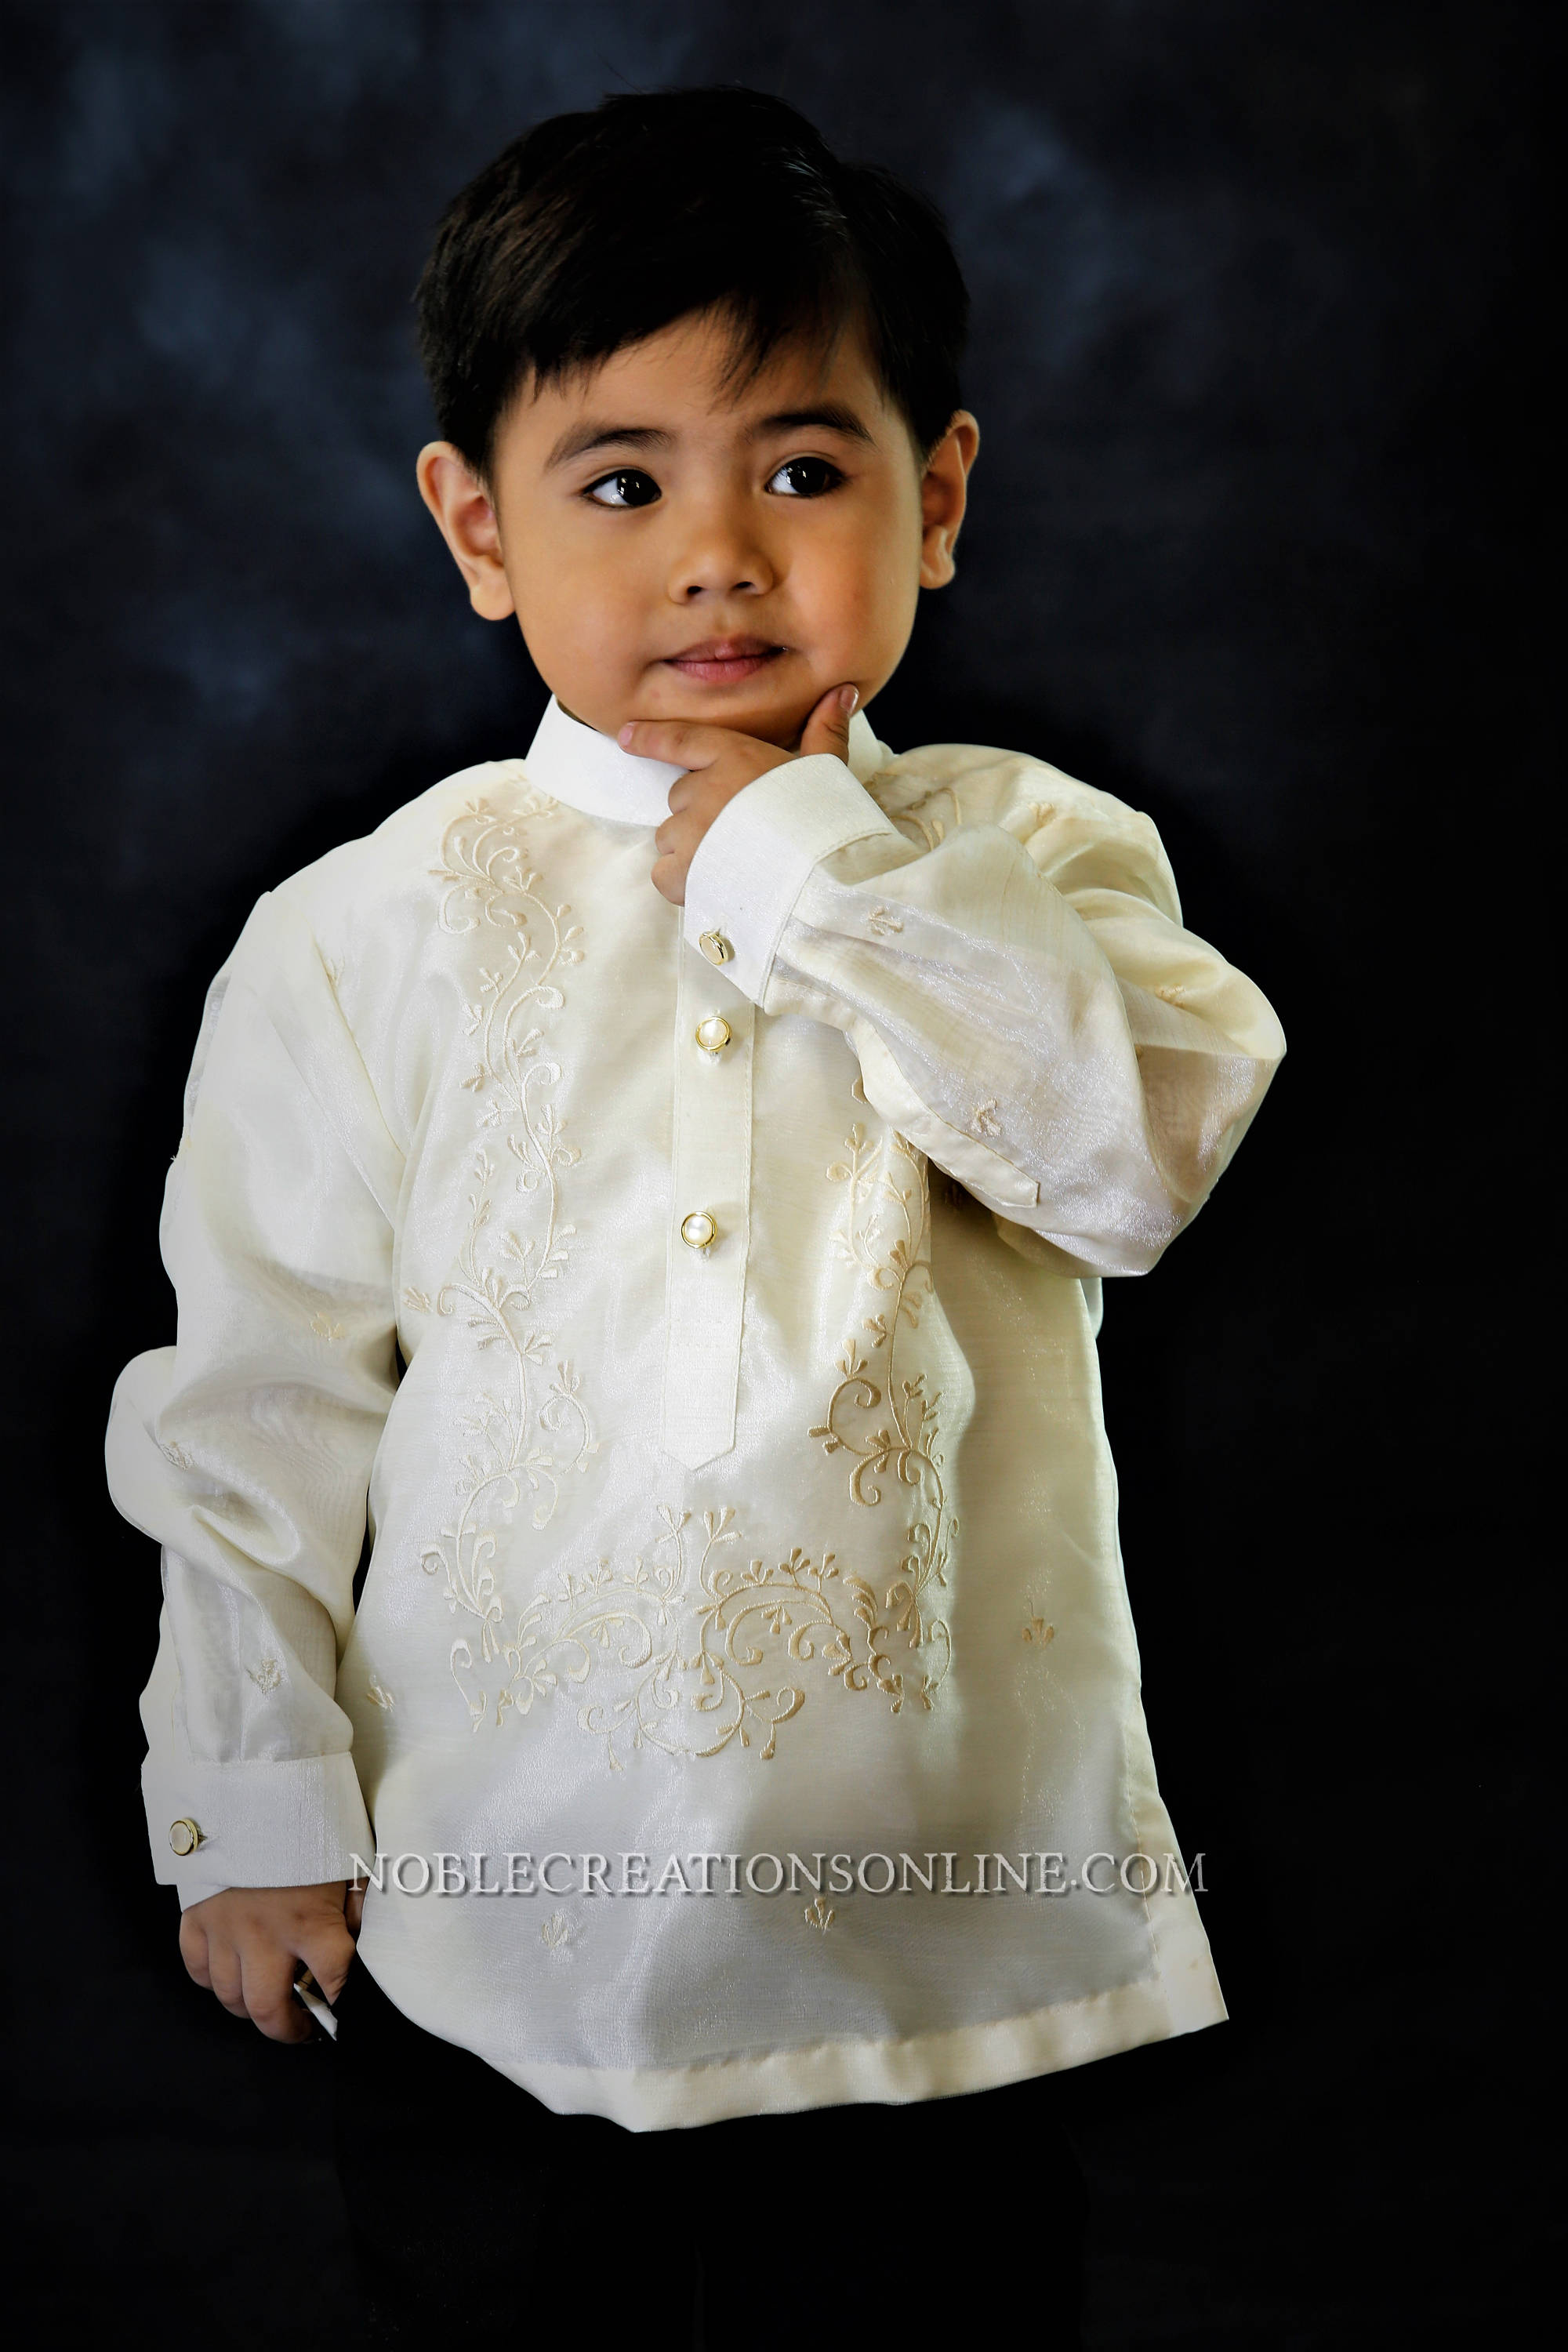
[584, 468, 661, 509]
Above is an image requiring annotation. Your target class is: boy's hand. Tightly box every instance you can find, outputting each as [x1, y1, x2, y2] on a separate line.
[626, 682, 860, 906]
[177, 1879, 360, 2044]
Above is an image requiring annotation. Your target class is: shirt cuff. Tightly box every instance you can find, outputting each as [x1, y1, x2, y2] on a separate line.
[143, 1749, 375, 1911]
[682, 754, 902, 1003]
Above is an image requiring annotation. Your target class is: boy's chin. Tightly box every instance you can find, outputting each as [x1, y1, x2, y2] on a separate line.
[655, 693, 816, 750]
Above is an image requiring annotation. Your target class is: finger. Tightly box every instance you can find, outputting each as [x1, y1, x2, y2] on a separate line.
[797, 682, 859, 762]
[654, 812, 696, 857]
[205, 1939, 249, 2021]
[617, 718, 731, 769]
[650, 852, 687, 906]
[295, 1915, 358, 2006]
[240, 1944, 314, 2045]
[178, 1912, 212, 1991]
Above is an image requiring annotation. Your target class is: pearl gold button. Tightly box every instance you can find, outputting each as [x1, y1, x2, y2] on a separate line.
[698, 929, 734, 966]
[681, 1210, 718, 1252]
[695, 1015, 732, 1056]
[169, 1818, 204, 1856]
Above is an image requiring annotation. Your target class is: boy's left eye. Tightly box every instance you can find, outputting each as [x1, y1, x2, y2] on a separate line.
[766, 456, 843, 498]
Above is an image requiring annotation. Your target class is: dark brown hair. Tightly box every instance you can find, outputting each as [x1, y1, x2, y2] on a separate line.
[416, 85, 969, 477]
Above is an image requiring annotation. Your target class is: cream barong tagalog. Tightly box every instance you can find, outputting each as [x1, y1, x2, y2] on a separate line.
[105, 699, 1284, 2128]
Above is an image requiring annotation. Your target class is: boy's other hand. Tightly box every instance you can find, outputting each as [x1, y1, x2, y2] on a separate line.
[177, 1880, 358, 2044]
[629, 682, 860, 906]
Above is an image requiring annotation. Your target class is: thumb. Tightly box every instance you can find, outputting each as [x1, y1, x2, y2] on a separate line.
[797, 682, 859, 762]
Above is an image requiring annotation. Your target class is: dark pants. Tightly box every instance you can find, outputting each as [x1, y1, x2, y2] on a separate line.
[332, 1960, 1088, 2348]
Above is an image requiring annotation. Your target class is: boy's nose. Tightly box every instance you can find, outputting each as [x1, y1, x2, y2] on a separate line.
[667, 519, 776, 601]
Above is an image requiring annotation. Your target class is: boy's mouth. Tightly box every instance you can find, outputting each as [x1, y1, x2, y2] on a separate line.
[662, 635, 785, 685]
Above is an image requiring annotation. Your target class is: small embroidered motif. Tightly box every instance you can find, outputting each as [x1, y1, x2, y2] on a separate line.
[539, 1911, 571, 1951]
[1152, 982, 1186, 1005]
[866, 906, 903, 938]
[310, 1312, 346, 1341]
[162, 1439, 195, 1471]
[401, 1287, 431, 1313]
[366, 1678, 395, 1708]
[1022, 1599, 1055, 1646]
[246, 1657, 283, 1692]
[968, 1101, 1001, 1138]
[896, 783, 961, 854]
[804, 1896, 834, 1933]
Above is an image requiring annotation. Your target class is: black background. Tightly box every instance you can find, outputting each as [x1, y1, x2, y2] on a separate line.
[2, 2, 1552, 2343]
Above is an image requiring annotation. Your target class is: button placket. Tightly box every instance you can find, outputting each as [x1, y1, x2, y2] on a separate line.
[662, 916, 753, 1468]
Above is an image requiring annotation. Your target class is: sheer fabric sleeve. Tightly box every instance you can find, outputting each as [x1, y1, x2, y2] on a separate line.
[104, 888, 402, 1905]
[683, 752, 1285, 1277]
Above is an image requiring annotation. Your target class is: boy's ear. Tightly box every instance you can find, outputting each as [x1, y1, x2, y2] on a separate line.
[918, 410, 980, 591]
[416, 442, 516, 620]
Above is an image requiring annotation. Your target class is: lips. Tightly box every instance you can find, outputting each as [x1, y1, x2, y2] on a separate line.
[662, 635, 785, 684]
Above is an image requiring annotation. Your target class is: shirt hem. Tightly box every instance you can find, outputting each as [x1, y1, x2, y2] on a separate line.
[356, 1915, 1225, 2132]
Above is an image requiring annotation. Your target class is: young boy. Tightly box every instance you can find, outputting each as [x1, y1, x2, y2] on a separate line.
[106, 86, 1283, 2342]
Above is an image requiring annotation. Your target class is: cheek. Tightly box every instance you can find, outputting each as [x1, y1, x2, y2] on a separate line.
[802, 517, 919, 660]
[514, 546, 645, 670]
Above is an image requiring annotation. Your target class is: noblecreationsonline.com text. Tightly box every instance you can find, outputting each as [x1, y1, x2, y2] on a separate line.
[350, 1849, 1207, 1898]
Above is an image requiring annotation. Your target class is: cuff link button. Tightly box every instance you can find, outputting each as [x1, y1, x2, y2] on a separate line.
[681, 1210, 719, 1253]
[698, 929, 734, 967]
[695, 1015, 732, 1057]
[169, 1818, 205, 1857]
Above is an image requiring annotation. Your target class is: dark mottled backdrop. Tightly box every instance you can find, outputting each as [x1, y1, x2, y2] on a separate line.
[2, 2, 1550, 2343]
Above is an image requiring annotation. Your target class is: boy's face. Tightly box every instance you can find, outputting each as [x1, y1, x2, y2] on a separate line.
[419, 307, 977, 747]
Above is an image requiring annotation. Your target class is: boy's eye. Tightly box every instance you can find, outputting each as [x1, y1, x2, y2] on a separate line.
[585, 468, 661, 509]
[767, 456, 843, 499]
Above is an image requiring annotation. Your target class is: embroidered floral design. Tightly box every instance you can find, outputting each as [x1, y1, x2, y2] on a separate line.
[811, 1123, 955, 1712]
[420, 797, 599, 1653]
[969, 1101, 1001, 1138]
[539, 1911, 571, 1951]
[804, 1896, 834, 1932]
[894, 784, 962, 855]
[447, 1505, 926, 1764]
[366, 1677, 395, 1708]
[162, 1439, 195, 1472]
[310, 1312, 345, 1341]
[866, 905, 903, 938]
[246, 1657, 283, 1692]
[1022, 1600, 1054, 1646]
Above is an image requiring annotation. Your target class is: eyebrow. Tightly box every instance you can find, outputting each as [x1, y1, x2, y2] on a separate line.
[745, 403, 876, 448]
[545, 421, 674, 470]
[544, 401, 877, 472]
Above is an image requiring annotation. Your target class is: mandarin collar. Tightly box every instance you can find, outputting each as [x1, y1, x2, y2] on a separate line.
[521, 693, 887, 826]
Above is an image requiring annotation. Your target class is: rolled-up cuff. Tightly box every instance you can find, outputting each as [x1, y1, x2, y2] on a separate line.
[143, 1748, 374, 1911]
